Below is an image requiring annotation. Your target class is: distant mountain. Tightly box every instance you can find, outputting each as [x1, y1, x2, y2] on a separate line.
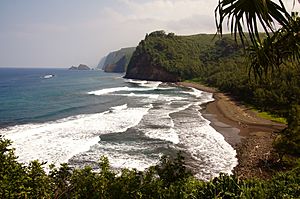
[98, 47, 136, 73]
[69, 64, 90, 70]
[97, 56, 106, 69]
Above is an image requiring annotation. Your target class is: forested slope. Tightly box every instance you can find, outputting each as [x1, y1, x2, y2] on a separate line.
[126, 30, 300, 163]
[126, 30, 300, 117]
[100, 47, 135, 73]
[125, 31, 242, 81]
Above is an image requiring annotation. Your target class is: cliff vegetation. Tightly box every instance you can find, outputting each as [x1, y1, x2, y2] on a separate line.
[1, 136, 299, 198]
[125, 31, 242, 81]
[125, 29, 300, 180]
[99, 47, 135, 73]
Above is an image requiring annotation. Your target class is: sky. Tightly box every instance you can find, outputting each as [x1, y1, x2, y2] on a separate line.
[0, 0, 299, 68]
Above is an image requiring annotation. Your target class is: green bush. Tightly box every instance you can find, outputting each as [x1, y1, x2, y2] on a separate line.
[0, 136, 299, 198]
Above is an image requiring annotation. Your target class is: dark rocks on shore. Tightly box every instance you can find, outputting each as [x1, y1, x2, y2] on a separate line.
[69, 64, 90, 70]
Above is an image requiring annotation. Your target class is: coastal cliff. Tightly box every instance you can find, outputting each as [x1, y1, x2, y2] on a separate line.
[125, 31, 241, 82]
[97, 56, 106, 69]
[98, 47, 135, 73]
[124, 49, 180, 82]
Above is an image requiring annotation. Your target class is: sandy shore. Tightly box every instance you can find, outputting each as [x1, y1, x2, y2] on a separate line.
[177, 82, 286, 179]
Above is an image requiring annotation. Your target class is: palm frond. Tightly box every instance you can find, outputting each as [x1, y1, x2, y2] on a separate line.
[215, 0, 291, 45]
[248, 14, 300, 78]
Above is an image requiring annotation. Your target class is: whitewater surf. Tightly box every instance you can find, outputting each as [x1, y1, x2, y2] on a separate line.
[0, 69, 237, 180]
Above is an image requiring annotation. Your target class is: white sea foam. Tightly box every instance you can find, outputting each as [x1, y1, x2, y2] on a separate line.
[143, 123, 179, 144]
[88, 86, 157, 96]
[114, 93, 187, 103]
[173, 104, 238, 180]
[160, 96, 188, 102]
[111, 104, 128, 111]
[118, 93, 160, 99]
[125, 79, 148, 85]
[134, 87, 237, 180]
[182, 87, 214, 106]
[1, 80, 237, 180]
[71, 142, 160, 171]
[0, 104, 151, 167]
[140, 81, 162, 88]
[183, 87, 204, 98]
[107, 153, 157, 171]
[200, 92, 214, 104]
[124, 79, 162, 88]
[140, 100, 192, 144]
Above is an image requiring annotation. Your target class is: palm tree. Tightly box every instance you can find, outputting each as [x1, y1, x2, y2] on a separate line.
[215, 0, 300, 77]
[247, 13, 300, 77]
[215, 1, 300, 160]
[215, 0, 291, 44]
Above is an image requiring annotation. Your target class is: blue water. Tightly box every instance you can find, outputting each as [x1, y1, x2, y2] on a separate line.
[0, 68, 125, 126]
[0, 68, 237, 180]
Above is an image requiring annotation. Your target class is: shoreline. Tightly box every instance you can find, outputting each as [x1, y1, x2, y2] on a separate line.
[177, 82, 286, 179]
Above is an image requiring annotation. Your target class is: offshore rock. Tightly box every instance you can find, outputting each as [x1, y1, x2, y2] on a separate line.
[69, 64, 90, 70]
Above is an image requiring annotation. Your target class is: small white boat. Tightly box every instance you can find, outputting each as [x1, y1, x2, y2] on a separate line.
[43, 74, 55, 79]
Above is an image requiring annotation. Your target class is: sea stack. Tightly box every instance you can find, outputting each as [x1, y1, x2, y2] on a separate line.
[69, 64, 90, 70]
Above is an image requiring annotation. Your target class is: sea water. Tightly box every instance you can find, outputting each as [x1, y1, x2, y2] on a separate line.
[0, 68, 237, 180]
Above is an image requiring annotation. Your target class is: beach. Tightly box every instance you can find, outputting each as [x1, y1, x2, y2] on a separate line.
[1, 69, 239, 180]
[178, 82, 286, 179]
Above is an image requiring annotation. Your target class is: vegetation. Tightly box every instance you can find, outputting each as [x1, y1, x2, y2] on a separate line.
[255, 111, 287, 124]
[102, 47, 136, 73]
[214, 0, 300, 162]
[1, 136, 299, 198]
[215, 0, 300, 78]
[127, 31, 244, 81]
[124, 6, 300, 198]
[2, 0, 300, 197]
[129, 31, 300, 118]
[128, 0, 300, 163]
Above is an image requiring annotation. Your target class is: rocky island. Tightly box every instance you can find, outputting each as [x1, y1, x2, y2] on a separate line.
[69, 64, 90, 70]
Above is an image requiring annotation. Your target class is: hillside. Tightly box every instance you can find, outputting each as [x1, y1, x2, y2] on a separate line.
[99, 47, 136, 73]
[125, 31, 300, 114]
[125, 31, 242, 81]
[97, 56, 106, 69]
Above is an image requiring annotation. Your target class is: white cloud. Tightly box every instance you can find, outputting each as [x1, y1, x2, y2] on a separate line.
[121, 0, 215, 20]
[116, 0, 217, 33]
[70, 0, 300, 66]
[1, 0, 299, 67]
[0, 0, 220, 67]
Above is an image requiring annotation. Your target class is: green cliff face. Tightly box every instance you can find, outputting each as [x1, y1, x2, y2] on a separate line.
[99, 47, 136, 73]
[125, 31, 242, 82]
[127, 31, 300, 122]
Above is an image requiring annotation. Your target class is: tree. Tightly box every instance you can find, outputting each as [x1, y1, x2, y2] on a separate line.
[215, 0, 300, 160]
[215, 0, 300, 77]
[215, 0, 290, 42]
[154, 153, 192, 187]
[274, 105, 300, 159]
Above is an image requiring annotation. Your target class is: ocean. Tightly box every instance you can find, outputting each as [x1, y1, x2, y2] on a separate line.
[0, 67, 237, 180]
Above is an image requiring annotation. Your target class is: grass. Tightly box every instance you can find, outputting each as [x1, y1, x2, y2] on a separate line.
[184, 78, 203, 83]
[256, 111, 287, 124]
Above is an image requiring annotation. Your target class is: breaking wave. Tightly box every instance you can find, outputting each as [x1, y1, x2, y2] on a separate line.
[0, 104, 151, 167]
